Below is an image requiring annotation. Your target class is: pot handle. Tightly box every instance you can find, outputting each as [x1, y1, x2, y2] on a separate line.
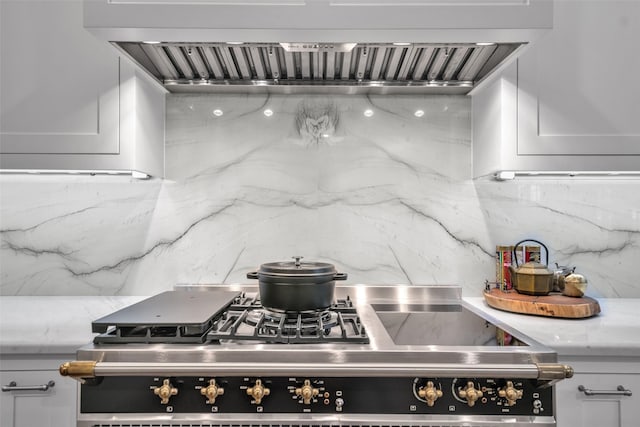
[334, 272, 348, 281]
[246, 271, 259, 280]
[512, 239, 549, 267]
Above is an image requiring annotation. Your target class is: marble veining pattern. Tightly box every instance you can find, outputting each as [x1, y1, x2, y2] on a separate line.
[1, 94, 639, 297]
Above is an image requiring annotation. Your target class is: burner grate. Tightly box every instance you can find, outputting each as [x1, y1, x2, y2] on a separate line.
[208, 297, 369, 344]
[93, 293, 368, 345]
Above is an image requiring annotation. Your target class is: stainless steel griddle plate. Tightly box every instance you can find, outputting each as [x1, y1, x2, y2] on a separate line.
[91, 290, 240, 333]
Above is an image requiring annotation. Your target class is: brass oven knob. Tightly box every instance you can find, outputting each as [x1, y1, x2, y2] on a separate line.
[295, 379, 320, 404]
[153, 379, 178, 404]
[458, 381, 483, 407]
[246, 379, 270, 404]
[418, 381, 443, 407]
[200, 379, 224, 404]
[498, 381, 523, 406]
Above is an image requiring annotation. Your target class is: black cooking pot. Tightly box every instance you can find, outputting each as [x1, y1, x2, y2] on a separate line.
[246, 256, 347, 312]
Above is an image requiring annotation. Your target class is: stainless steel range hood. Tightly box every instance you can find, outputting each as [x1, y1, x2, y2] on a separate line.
[84, 0, 553, 94]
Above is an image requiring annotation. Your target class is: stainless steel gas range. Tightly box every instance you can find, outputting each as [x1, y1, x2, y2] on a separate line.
[60, 285, 573, 427]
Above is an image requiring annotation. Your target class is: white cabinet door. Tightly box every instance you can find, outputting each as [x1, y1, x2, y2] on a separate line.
[0, 0, 165, 177]
[0, 370, 76, 427]
[0, 0, 120, 155]
[472, 0, 640, 177]
[556, 370, 639, 427]
[517, 0, 640, 156]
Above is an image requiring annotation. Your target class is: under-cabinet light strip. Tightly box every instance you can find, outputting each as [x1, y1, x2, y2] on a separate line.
[0, 169, 150, 179]
[495, 170, 640, 181]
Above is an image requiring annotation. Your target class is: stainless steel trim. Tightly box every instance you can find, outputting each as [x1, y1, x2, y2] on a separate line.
[2, 380, 55, 392]
[77, 413, 558, 427]
[578, 385, 633, 397]
[90, 362, 542, 378]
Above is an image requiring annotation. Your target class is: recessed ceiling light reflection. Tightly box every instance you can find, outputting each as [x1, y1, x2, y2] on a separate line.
[414, 110, 425, 118]
[212, 109, 224, 117]
[364, 109, 374, 117]
[263, 109, 274, 117]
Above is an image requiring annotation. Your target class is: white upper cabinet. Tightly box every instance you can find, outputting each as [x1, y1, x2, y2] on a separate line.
[0, 0, 165, 177]
[472, 0, 640, 177]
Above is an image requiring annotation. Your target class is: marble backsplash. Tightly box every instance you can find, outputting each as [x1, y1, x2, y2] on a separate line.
[1, 94, 639, 297]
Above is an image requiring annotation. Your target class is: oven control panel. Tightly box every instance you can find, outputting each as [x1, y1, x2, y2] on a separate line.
[82, 376, 553, 416]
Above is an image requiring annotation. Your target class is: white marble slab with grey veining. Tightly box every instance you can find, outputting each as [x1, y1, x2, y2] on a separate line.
[1, 93, 639, 298]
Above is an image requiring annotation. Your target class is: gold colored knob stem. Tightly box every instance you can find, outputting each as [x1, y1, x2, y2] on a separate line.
[59, 361, 97, 379]
[153, 379, 178, 404]
[201, 379, 224, 404]
[295, 379, 320, 404]
[458, 381, 483, 407]
[498, 381, 523, 406]
[246, 379, 270, 404]
[418, 381, 443, 407]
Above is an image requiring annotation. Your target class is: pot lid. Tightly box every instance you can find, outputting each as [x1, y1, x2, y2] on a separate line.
[515, 261, 553, 276]
[258, 256, 337, 277]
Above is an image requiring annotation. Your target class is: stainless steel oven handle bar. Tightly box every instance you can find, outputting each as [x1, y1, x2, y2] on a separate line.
[60, 361, 573, 382]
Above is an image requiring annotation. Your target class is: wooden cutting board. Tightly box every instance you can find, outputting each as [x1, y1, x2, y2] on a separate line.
[483, 288, 601, 319]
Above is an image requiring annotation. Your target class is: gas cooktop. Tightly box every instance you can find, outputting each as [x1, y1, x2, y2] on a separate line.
[92, 290, 369, 344]
[61, 285, 573, 427]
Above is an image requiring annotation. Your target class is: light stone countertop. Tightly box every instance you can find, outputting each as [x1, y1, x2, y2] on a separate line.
[0, 296, 638, 357]
[0, 296, 146, 355]
[464, 296, 640, 358]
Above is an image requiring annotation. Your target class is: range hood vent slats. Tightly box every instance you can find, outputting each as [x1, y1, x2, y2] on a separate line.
[369, 47, 386, 81]
[384, 48, 403, 81]
[340, 51, 352, 80]
[411, 47, 435, 81]
[187, 47, 210, 80]
[118, 42, 522, 93]
[325, 52, 336, 80]
[283, 51, 295, 80]
[395, 46, 417, 81]
[475, 44, 517, 82]
[249, 47, 267, 80]
[166, 46, 194, 80]
[442, 47, 471, 81]
[456, 45, 497, 82]
[200, 45, 225, 80]
[140, 44, 179, 81]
